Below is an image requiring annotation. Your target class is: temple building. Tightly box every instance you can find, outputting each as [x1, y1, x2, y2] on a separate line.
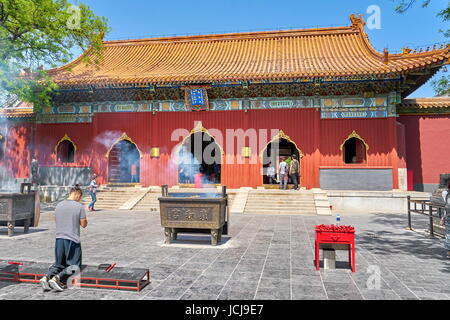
[1, 14, 449, 192]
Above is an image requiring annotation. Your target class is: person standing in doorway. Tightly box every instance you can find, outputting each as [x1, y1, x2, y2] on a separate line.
[290, 154, 300, 191]
[279, 157, 288, 190]
[39, 185, 87, 291]
[131, 162, 138, 183]
[194, 168, 204, 189]
[30, 156, 39, 186]
[88, 174, 98, 212]
[267, 164, 276, 184]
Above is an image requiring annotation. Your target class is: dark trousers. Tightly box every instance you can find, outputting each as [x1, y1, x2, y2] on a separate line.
[47, 239, 82, 283]
[291, 173, 299, 190]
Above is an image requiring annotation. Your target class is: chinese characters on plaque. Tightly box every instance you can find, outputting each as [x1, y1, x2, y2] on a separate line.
[184, 87, 209, 111]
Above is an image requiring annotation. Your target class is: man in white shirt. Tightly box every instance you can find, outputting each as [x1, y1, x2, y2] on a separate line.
[279, 157, 288, 190]
[267, 165, 276, 184]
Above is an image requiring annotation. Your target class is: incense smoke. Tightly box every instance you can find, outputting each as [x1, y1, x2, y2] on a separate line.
[94, 130, 122, 149]
[170, 144, 218, 195]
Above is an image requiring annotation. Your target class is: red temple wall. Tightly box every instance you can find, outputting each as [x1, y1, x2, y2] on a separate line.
[35, 122, 93, 167]
[1, 122, 33, 178]
[319, 117, 400, 189]
[33, 109, 399, 189]
[398, 114, 450, 189]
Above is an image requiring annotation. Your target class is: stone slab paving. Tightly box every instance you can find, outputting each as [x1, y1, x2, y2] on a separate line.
[0, 209, 449, 300]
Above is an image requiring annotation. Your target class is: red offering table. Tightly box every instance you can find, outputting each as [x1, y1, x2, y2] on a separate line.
[315, 224, 356, 272]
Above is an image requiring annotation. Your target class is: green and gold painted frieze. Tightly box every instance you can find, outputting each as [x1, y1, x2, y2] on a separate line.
[37, 93, 400, 124]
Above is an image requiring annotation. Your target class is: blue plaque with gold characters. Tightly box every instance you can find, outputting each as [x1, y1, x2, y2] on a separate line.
[184, 86, 210, 111]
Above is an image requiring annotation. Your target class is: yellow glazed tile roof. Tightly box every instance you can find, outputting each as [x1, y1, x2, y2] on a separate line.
[0, 101, 34, 118]
[398, 97, 450, 112]
[49, 14, 450, 86]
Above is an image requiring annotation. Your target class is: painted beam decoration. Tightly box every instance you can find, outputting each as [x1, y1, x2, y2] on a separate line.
[184, 86, 210, 111]
[36, 94, 398, 123]
[320, 95, 389, 119]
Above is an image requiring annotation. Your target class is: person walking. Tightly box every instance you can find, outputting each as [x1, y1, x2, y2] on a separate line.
[289, 154, 300, 191]
[88, 174, 98, 212]
[279, 157, 288, 190]
[442, 183, 450, 259]
[39, 185, 88, 292]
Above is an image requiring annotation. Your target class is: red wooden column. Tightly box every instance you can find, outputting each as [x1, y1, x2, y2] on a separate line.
[388, 117, 400, 189]
[312, 106, 321, 189]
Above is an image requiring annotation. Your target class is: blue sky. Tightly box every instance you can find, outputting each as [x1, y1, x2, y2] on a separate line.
[76, 0, 450, 97]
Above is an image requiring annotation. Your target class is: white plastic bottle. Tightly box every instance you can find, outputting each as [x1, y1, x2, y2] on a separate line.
[336, 213, 341, 226]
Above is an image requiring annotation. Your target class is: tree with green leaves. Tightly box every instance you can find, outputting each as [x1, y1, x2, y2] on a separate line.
[394, 0, 450, 96]
[0, 0, 109, 110]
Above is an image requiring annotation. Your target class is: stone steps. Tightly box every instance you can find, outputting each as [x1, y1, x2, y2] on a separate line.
[81, 187, 330, 216]
[244, 210, 317, 215]
[132, 188, 237, 212]
[132, 193, 161, 211]
[82, 189, 141, 210]
[244, 190, 317, 215]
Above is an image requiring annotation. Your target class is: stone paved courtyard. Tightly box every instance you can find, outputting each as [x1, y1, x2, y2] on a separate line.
[0, 209, 449, 300]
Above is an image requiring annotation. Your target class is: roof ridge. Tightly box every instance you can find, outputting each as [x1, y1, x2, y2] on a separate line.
[102, 25, 357, 46]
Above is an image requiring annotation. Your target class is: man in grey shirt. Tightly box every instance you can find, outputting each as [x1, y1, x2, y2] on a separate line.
[40, 185, 88, 291]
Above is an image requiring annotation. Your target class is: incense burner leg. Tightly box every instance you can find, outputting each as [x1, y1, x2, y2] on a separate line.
[24, 219, 31, 234]
[7, 221, 15, 237]
[211, 229, 219, 246]
[172, 228, 178, 241]
[217, 230, 222, 243]
[164, 228, 172, 244]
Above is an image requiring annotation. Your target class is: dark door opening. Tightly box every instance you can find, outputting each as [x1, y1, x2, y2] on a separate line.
[343, 137, 366, 164]
[108, 140, 140, 183]
[178, 132, 221, 185]
[262, 138, 300, 185]
[57, 140, 75, 163]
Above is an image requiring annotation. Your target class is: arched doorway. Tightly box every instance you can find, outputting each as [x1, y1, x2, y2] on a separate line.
[343, 137, 367, 164]
[178, 131, 222, 186]
[261, 131, 303, 188]
[57, 140, 75, 163]
[55, 134, 76, 163]
[340, 131, 369, 164]
[108, 140, 141, 184]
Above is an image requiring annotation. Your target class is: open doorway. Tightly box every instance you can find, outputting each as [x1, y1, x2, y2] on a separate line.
[108, 140, 140, 183]
[56, 140, 75, 163]
[262, 138, 301, 187]
[178, 131, 221, 185]
[343, 137, 367, 164]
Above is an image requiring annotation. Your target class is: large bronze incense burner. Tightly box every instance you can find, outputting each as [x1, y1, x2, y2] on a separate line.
[158, 185, 229, 246]
[431, 174, 450, 206]
[0, 184, 40, 237]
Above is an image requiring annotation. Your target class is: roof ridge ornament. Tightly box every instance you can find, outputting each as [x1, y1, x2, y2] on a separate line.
[349, 14, 365, 30]
[402, 47, 412, 56]
[383, 48, 389, 64]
